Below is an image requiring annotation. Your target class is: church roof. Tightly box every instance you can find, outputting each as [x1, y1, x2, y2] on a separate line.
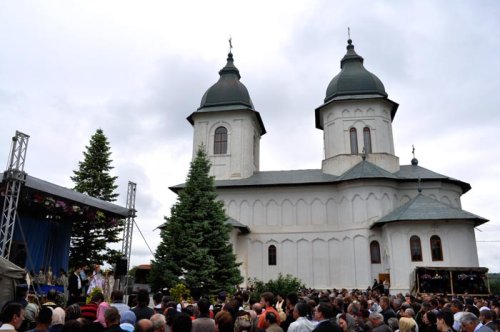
[170, 161, 470, 193]
[187, 52, 266, 135]
[325, 39, 387, 103]
[315, 40, 399, 129]
[227, 217, 250, 234]
[336, 160, 398, 181]
[371, 193, 488, 228]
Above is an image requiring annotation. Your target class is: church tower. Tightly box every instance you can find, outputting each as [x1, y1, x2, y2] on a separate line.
[187, 51, 266, 180]
[315, 39, 400, 175]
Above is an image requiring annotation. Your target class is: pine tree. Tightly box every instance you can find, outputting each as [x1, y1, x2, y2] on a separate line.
[150, 147, 242, 293]
[70, 129, 122, 267]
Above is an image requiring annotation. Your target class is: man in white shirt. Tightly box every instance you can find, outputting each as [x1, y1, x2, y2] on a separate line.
[288, 303, 317, 332]
[0, 303, 25, 331]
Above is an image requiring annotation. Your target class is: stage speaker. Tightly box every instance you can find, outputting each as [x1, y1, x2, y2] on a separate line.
[115, 258, 128, 276]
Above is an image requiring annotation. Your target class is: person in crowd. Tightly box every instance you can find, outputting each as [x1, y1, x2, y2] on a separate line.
[234, 311, 252, 332]
[0, 302, 25, 331]
[132, 289, 154, 320]
[460, 313, 493, 332]
[338, 313, 355, 332]
[421, 311, 438, 332]
[152, 293, 163, 315]
[288, 303, 316, 332]
[61, 320, 84, 332]
[110, 291, 130, 318]
[192, 298, 215, 332]
[42, 290, 59, 309]
[281, 292, 298, 332]
[214, 311, 233, 332]
[387, 317, 399, 332]
[103, 307, 125, 332]
[399, 317, 417, 332]
[369, 312, 392, 332]
[312, 303, 341, 332]
[480, 310, 497, 331]
[380, 297, 396, 324]
[25, 294, 40, 330]
[266, 312, 283, 332]
[48, 307, 65, 332]
[150, 314, 167, 332]
[436, 310, 454, 332]
[119, 311, 136, 332]
[68, 267, 82, 305]
[258, 292, 281, 330]
[66, 304, 82, 321]
[81, 291, 105, 322]
[26, 306, 52, 332]
[451, 300, 465, 332]
[135, 319, 154, 332]
[88, 302, 110, 332]
[172, 313, 192, 332]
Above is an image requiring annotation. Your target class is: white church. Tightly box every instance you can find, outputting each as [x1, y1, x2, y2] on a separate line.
[172, 39, 488, 294]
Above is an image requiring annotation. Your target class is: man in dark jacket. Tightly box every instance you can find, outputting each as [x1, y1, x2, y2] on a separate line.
[68, 267, 82, 305]
[312, 303, 341, 332]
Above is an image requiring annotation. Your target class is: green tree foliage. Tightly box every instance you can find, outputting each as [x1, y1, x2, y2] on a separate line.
[248, 273, 305, 301]
[70, 129, 122, 267]
[150, 147, 243, 294]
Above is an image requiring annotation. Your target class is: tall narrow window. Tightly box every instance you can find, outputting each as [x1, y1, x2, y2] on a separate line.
[363, 127, 372, 154]
[410, 236, 423, 261]
[430, 235, 443, 261]
[350, 128, 358, 154]
[370, 241, 381, 264]
[268, 245, 277, 266]
[214, 126, 227, 154]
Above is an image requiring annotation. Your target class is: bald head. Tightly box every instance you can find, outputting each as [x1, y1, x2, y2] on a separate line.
[136, 319, 154, 332]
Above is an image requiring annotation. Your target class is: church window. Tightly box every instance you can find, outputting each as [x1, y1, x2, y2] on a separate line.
[370, 241, 381, 264]
[268, 245, 277, 266]
[350, 128, 358, 154]
[430, 235, 443, 261]
[214, 126, 227, 154]
[410, 236, 423, 261]
[363, 127, 372, 153]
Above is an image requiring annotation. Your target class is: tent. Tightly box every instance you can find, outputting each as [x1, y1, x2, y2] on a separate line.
[0, 256, 26, 309]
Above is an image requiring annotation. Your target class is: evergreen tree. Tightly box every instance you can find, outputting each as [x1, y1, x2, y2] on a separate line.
[70, 129, 122, 267]
[150, 147, 242, 293]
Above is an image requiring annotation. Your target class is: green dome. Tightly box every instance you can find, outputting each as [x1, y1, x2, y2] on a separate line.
[325, 39, 387, 103]
[198, 52, 254, 110]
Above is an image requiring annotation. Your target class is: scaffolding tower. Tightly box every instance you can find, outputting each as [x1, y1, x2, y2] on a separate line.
[122, 181, 137, 271]
[0, 131, 30, 259]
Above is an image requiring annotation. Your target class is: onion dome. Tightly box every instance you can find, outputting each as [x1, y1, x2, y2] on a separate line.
[324, 39, 387, 103]
[188, 51, 266, 135]
[198, 52, 254, 110]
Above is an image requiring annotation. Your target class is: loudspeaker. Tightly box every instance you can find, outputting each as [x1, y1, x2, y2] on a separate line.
[115, 258, 128, 276]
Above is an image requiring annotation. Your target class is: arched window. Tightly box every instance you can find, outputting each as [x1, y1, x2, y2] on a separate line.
[410, 236, 423, 261]
[350, 128, 358, 154]
[268, 245, 277, 266]
[363, 127, 372, 154]
[430, 235, 443, 261]
[370, 241, 381, 264]
[214, 126, 227, 154]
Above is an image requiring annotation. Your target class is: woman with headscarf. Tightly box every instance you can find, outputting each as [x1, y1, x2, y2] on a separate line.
[88, 302, 110, 332]
[49, 307, 66, 332]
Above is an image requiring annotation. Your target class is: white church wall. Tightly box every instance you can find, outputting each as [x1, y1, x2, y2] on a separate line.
[191, 110, 260, 180]
[382, 220, 479, 293]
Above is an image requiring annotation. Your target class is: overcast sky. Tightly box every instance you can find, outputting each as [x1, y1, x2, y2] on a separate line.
[1, 0, 500, 274]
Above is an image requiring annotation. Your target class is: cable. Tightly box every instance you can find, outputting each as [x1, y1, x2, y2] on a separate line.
[133, 219, 155, 257]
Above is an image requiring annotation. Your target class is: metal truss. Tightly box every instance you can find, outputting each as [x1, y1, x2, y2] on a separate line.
[121, 181, 137, 271]
[0, 131, 30, 259]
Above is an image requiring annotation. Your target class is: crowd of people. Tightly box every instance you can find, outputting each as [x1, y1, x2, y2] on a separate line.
[1, 271, 500, 332]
